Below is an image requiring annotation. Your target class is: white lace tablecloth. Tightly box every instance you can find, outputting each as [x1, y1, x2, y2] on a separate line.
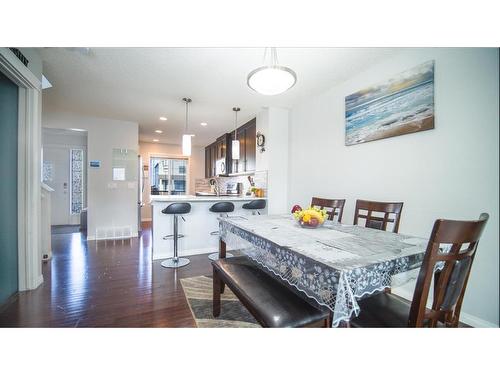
[219, 214, 428, 327]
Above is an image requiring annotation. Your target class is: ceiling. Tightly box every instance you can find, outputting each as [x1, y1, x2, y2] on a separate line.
[40, 48, 397, 146]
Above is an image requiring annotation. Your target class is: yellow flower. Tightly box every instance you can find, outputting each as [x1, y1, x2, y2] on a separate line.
[302, 213, 311, 223]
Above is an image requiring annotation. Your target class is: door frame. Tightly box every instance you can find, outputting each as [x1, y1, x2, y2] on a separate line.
[0, 48, 43, 291]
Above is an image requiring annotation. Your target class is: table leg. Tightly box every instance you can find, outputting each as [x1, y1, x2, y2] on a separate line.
[219, 238, 226, 259]
[219, 238, 226, 294]
[213, 268, 221, 317]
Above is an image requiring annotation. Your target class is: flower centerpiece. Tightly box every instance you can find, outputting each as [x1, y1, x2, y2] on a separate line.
[292, 206, 328, 228]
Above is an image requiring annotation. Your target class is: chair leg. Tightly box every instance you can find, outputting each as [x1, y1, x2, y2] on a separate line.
[339, 320, 351, 328]
[213, 269, 221, 317]
[325, 311, 333, 327]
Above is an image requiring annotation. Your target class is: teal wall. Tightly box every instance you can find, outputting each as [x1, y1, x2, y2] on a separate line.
[0, 70, 19, 305]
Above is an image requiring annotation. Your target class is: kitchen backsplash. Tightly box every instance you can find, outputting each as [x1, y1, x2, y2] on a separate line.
[195, 171, 268, 196]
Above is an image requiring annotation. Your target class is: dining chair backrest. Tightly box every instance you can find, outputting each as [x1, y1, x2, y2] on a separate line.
[311, 197, 346, 223]
[353, 199, 403, 233]
[408, 213, 489, 327]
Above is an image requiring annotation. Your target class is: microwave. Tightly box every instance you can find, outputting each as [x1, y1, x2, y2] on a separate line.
[215, 159, 226, 175]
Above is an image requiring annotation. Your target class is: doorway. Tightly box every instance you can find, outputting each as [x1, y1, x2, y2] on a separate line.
[0, 70, 19, 305]
[42, 128, 88, 229]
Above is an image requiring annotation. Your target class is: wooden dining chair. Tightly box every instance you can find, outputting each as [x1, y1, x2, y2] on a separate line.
[353, 199, 404, 233]
[311, 197, 346, 222]
[350, 213, 489, 328]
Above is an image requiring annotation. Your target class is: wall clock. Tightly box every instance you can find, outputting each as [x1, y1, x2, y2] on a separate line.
[256, 132, 266, 152]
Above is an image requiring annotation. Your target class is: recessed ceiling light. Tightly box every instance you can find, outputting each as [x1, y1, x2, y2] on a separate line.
[155, 130, 163, 134]
[200, 122, 208, 126]
[153, 139, 159, 142]
[159, 117, 167, 121]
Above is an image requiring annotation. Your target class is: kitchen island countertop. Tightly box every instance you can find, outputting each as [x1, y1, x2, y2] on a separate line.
[150, 195, 266, 204]
[150, 195, 267, 260]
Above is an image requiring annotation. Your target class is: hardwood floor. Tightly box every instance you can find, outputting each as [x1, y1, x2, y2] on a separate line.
[0, 222, 212, 327]
[0, 222, 472, 328]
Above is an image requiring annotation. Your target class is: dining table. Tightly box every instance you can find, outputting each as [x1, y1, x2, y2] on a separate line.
[218, 214, 429, 327]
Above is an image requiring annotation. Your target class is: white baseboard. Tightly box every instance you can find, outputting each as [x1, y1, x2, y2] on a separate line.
[392, 288, 498, 328]
[36, 274, 44, 289]
[87, 232, 139, 241]
[458, 312, 498, 328]
[19, 274, 44, 291]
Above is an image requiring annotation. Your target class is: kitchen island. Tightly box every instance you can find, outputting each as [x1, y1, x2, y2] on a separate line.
[150, 195, 267, 260]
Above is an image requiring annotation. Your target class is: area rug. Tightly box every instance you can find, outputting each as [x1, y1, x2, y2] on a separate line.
[180, 275, 259, 328]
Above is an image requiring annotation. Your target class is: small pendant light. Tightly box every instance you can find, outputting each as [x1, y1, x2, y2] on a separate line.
[232, 107, 241, 160]
[182, 98, 192, 156]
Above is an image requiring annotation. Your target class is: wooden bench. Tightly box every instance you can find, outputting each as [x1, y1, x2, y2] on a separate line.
[212, 256, 330, 328]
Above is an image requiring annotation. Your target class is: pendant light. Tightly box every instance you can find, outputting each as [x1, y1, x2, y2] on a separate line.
[182, 98, 192, 156]
[232, 107, 241, 160]
[247, 48, 297, 96]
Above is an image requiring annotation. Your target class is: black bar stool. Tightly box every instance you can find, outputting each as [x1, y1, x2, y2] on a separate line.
[161, 202, 191, 268]
[242, 199, 266, 215]
[208, 201, 235, 261]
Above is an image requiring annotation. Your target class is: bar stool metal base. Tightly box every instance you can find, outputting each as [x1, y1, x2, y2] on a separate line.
[161, 257, 190, 268]
[208, 252, 234, 261]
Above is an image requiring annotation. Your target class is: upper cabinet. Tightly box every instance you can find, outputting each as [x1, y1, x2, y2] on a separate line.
[231, 118, 256, 174]
[204, 118, 256, 177]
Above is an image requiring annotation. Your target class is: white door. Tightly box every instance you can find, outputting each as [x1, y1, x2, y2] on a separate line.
[43, 146, 71, 225]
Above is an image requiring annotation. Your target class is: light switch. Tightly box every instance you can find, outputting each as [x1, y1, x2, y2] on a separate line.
[107, 182, 117, 189]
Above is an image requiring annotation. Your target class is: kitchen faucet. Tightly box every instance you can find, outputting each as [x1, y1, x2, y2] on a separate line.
[209, 178, 220, 196]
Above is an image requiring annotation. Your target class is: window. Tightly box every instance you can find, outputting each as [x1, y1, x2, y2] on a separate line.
[70, 149, 84, 214]
[150, 157, 188, 195]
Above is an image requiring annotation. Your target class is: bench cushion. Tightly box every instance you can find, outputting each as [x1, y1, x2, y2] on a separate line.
[213, 256, 329, 328]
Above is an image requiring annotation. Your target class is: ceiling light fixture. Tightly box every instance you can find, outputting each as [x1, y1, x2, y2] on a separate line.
[232, 107, 241, 160]
[159, 116, 167, 121]
[155, 130, 163, 134]
[153, 139, 159, 142]
[200, 122, 208, 126]
[182, 98, 193, 156]
[247, 48, 297, 96]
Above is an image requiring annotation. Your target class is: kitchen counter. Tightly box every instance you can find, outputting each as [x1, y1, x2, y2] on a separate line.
[150, 195, 267, 260]
[150, 194, 266, 204]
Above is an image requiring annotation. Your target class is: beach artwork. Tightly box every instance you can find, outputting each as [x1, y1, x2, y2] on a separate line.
[345, 61, 434, 146]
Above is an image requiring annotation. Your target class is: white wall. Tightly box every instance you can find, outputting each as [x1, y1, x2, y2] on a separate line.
[256, 107, 289, 214]
[139, 141, 205, 220]
[42, 111, 139, 239]
[288, 48, 499, 327]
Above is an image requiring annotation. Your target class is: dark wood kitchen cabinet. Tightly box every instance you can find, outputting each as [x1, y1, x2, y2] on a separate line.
[231, 118, 256, 174]
[204, 133, 232, 177]
[204, 145, 212, 178]
[205, 141, 217, 178]
[204, 118, 256, 177]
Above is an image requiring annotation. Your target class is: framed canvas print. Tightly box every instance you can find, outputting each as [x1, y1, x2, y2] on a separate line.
[345, 60, 435, 146]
